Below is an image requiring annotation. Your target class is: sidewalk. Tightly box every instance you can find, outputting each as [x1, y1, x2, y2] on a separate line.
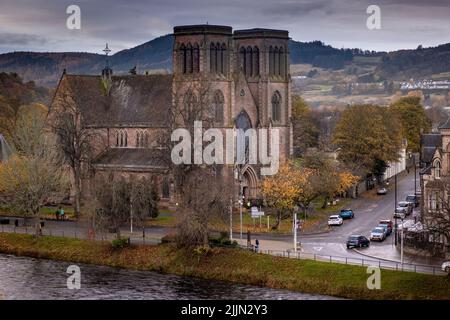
[354, 244, 444, 266]
[236, 238, 293, 252]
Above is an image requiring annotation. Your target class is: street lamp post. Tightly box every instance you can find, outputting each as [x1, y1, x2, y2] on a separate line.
[229, 197, 233, 241]
[238, 169, 243, 241]
[414, 154, 417, 195]
[400, 218, 404, 268]
[394, 173, 398, 245]
[293, 211, 298, 253]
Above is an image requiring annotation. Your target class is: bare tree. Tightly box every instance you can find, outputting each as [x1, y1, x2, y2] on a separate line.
[426, 179, 450, 246]
[175, 166, 232, 247]
[93, 175, 160, 239]
[50, 91, 103, 219]
[169, 80, 232, 247]
[130, 177, 160, 225]
[93, 175, 131, 239]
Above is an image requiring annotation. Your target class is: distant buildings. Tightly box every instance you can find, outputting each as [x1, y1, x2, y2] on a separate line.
[401, 79, 450, 91]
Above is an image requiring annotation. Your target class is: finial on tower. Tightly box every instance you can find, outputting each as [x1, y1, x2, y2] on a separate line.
[103, 43, 112, 56]
[102, 43, 113, 78]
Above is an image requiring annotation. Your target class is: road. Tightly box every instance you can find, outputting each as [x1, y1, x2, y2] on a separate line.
[232, 170, 444, 271]
[299, 171, 419, 258]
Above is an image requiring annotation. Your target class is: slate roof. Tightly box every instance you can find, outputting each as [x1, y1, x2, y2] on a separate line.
[420, 133, 442, 164]
[94, 148, 169, 170]
[438, 116, 450, 129]
[62, 74, 173, 127]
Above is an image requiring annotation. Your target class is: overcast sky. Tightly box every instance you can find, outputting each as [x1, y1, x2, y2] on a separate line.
[1, 0, 450, 54]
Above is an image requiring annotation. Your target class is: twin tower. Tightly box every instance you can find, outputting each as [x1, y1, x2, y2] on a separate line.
[172, 25, 293, 199]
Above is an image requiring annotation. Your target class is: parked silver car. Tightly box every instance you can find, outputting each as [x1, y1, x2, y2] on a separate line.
[370, 227, 386, 241]
[397, 201, 413, 215]
[442, 261, 450, 275]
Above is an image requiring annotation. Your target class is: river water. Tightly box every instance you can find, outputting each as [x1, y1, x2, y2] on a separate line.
[0, 254, 337, 300]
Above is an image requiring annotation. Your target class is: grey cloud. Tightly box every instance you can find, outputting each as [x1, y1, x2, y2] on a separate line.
[0, 33, 47, 46]
[0, 0, 449, 53]
[260, 0, 332, 17]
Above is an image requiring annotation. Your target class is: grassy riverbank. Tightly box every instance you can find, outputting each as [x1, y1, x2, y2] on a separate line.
[0, 233, 448, 300]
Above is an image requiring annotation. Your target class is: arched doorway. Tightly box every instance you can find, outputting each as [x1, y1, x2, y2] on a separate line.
[241, 165, 258, 202]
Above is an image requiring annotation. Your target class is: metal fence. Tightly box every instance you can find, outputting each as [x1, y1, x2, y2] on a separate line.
[0, 224, 444, 276]
[0, 224, 161, 245]
[239, 246, 446, 276]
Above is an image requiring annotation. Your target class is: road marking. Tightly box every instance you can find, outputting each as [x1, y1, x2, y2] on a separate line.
[313, 246, 323, 251]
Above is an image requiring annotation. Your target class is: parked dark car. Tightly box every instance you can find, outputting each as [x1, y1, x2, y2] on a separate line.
[405, 194, 419, 207]
[346, 235, 370, 249]
[339, 209, 355, 220]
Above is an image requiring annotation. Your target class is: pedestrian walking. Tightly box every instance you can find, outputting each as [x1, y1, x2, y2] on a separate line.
[60, 207, 65, 220]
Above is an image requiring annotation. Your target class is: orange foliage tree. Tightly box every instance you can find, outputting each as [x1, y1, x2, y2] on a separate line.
[262, 161, 313, 229]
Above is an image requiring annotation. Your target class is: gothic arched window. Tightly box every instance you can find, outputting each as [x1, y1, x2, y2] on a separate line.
[271, 91, 282, 122]
[213, 90, 224, 123]
[144, 131, 149, 148]
[252, 46, 259, 77]
[136, 130, 149, 148]
[274, 47, 280, 76]
[279, 46, 285, 77]
[136, 131, 141, 148]
[193, 43, 200, 73]
[245, 46, 252, 78]
[186, 43, 193, 74]
[116, 130, 127, 147]
[183, 90, 197, 121]
[235, 111, 252, 164]
[434, 160, 442, 178]
[210, 43, 217, 73]
[162, 177, 170, 199]
[220, 43, 227, 74]
[179, 44, 187, 74]
[215, 42, 221, 74]
[269, 46, 274, 76]
[240, 47, 246, 72]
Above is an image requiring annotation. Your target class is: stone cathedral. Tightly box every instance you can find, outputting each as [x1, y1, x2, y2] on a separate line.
[50, 25, 293, 205]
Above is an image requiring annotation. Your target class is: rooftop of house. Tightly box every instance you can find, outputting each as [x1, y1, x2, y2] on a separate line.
[420, 132, 443, 174]
[438, 116, 450, 130]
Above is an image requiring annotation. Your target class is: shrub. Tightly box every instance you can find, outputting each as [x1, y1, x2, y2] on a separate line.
[111, 237, 130, 249]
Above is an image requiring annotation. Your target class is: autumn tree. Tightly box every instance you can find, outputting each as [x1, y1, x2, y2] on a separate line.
[262, 161, 311, 229]
[301, 150, 358, 208]
[333, 104, 403, 177]
[389, 96, 431, 152]
[292, 95, 320, 156]
[0, 106, 67, 235]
